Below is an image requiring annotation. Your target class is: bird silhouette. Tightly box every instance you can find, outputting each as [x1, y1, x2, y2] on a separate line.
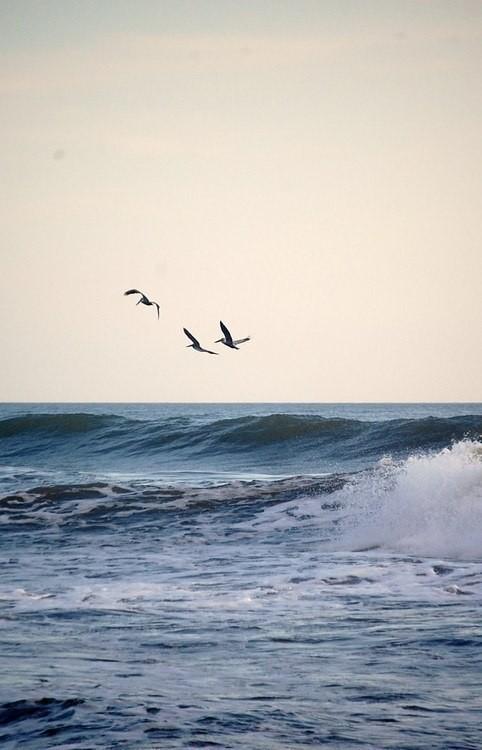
[183, 328, 218, 355]
[124, 289, 160, 319]
[215, 321, 250, 349]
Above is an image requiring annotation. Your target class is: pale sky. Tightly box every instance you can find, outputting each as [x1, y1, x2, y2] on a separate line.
[1, 0, 481, 402]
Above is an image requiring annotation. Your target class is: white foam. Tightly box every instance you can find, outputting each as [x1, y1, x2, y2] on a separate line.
[333, 440, 482, 560]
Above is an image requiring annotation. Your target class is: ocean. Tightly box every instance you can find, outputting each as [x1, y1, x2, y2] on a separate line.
[1, 402, 481, 749]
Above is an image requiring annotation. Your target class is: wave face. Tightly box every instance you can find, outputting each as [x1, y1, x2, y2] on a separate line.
[1, 408, 481, 478]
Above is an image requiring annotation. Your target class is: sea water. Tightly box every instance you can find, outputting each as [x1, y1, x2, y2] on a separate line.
[0, 403, 481, 748]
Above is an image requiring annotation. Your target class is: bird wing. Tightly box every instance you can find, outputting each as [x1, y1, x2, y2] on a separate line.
[234, 337, 250, 345]
[201, 348, 218, 355]
[220, 321, 233, 346]
[154, 303, 160, 319]
[183, 328, 200, 346]
[124, 289, 143, 296]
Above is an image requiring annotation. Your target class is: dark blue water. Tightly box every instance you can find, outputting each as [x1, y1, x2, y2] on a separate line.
[1, 403, 481, 749]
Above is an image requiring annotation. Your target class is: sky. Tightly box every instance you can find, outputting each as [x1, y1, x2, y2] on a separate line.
[1, 0, 481, 402]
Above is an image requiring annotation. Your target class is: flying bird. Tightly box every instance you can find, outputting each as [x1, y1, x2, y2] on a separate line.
[215, 321, 250, 350]
[183, 328, 218, 355]
[124, 289, 160, 319]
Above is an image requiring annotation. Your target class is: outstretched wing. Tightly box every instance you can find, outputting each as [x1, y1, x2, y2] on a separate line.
[220, 321, 233, 346]
[234, 337, 250, 345]
[154, 302, 160, 319]
[124, 289, 143, 296]
[183, 328, 200, 347]
[201, 348, 218, 355]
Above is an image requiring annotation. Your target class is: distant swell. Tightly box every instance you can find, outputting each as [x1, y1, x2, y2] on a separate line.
[0, 413, 121, 437]
[1, 412, 481, 465]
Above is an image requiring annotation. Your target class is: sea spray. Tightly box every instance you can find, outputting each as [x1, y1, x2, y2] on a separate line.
[333, 440, 482, 559]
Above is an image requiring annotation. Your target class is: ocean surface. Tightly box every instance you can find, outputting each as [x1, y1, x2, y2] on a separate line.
[1, 402, 481, 749]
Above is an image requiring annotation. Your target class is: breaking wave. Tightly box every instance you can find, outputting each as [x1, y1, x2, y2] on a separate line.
[1, 436, 481, 561]
[332, 440, 482, 560]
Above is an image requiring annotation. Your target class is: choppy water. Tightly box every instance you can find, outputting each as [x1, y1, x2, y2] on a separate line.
[1, 403, 481, 749]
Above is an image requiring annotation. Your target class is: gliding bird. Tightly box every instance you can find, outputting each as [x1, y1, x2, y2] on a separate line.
[124, 289, 160, 319]
[183, 328, 218, 355]
[215, 321, 250, 350]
